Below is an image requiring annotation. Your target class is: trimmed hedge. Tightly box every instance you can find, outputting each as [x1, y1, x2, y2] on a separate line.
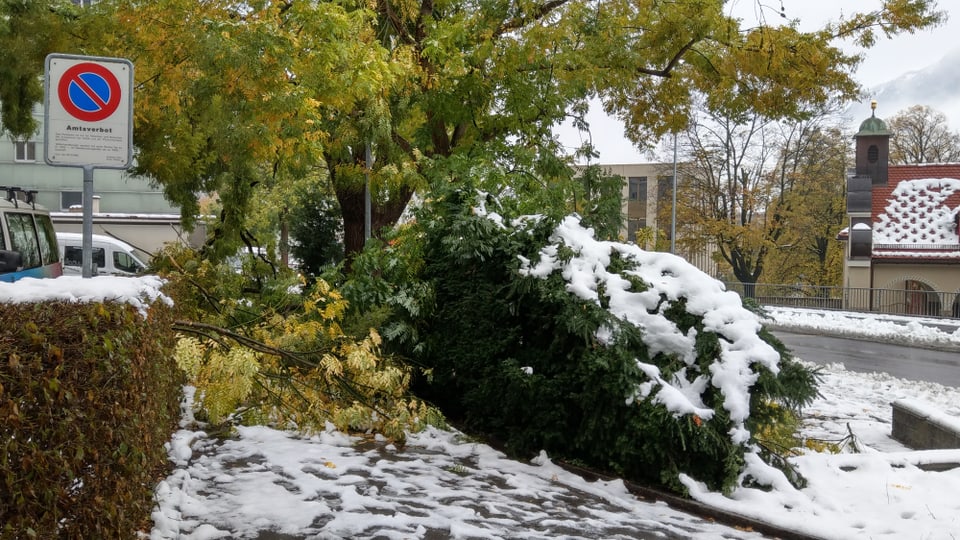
[0, 299, 181, 538]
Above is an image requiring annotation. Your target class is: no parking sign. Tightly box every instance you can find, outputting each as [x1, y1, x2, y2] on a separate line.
[44, 54, 133, 169]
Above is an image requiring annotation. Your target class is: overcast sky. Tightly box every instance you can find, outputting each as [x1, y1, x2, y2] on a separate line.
[557, 0, 960, 164]
[761, 0, 959, 88]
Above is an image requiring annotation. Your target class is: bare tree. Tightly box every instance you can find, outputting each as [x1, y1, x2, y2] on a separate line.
[888, 105, 960, 164]
[675, 107, 776, 296]
[763, 121, 849, 287]
[675, 101, 848, 295]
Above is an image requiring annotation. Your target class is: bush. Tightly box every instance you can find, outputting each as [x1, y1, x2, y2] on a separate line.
[157, 247, 444, 441]
[0, 297, 181, 538]
[348, 185, 819, 494]
[288, 180, 345, 276]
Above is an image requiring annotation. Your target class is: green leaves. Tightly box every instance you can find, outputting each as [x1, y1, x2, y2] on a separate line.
[0, 0, 942, 264]
[357, 186, 818, 493]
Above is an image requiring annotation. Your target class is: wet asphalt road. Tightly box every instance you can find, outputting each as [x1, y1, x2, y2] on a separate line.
[772, 331, 960, 388]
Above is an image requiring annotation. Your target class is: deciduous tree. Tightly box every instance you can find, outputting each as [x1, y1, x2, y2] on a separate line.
[0, 0, 945, 262]
[763, 121, 849, 288]
[675, 105, 776, 296]
[332, 0, 943, 258]
[888, 104, 960, 164]
[676, 103, 849, 294]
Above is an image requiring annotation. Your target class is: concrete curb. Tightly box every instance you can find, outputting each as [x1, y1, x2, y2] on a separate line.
[556, 460, 827, 540]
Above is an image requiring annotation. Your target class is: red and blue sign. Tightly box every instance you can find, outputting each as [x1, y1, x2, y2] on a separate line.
[44, 54, 133, 169]
[58, 62, 122, 122]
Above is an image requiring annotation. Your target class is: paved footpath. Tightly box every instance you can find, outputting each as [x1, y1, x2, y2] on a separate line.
[152, 425, 773, 539]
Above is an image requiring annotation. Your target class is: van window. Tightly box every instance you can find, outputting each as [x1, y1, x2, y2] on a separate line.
[64, 245, 106, 269]
[0, 191, 63, 282]
[36, 214, 59, 265]
[5, 212, 41, 268]
[114, 251, 142, 273]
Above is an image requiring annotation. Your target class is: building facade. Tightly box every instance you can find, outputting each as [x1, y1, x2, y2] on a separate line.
[588, 162, 718, 277]
[0, 105, 176, 215]
[592, 162, 675, 245]
[842, 106, 960, 317]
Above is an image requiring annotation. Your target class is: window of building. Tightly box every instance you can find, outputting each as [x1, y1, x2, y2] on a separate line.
[867, 145, 879, 163]
[850, 218, 872, 259]
[657, 176, 674, 202]
[626, 218, 646, 242]
[628, 177, 647, 201]
[61, 191, 83, 211]
[14, 141, 36, 162]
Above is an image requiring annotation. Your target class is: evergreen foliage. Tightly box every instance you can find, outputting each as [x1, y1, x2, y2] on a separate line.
[570, 161, 625, 241]
[288, 181, 345, 276]
[349, 184, 820, 493]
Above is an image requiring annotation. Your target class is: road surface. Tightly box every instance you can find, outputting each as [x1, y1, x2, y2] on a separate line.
[773, 331, 960, 387]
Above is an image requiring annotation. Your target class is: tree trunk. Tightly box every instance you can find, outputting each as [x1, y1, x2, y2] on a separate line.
[279, 209, 289, 268]
[336, 185, 415, 267]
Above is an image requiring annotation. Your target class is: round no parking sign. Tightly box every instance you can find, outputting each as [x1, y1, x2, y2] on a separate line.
[58, 62, 123, 122]
[44, 54, 133, 169]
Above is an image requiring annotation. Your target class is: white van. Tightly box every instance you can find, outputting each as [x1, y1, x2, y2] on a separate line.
[56, 232, 149, 276]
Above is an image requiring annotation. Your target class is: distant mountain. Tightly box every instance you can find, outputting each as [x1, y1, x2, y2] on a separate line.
[846, 46, 960, 129]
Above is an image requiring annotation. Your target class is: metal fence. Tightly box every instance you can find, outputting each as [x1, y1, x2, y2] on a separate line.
[721, 282, 960, 320]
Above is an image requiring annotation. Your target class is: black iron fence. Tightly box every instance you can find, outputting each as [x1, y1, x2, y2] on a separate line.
[721, 282, 960, 320]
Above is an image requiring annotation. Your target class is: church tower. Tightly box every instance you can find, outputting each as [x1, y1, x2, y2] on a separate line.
[844, 101, 892, 299]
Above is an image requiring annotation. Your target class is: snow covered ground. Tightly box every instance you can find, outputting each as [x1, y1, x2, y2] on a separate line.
[3, 277, 960, 539]
[766, 306, 960, 351]
[148, 307, 960, 540]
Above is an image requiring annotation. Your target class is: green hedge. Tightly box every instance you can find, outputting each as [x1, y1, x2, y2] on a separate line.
[0, 299, 181, 538]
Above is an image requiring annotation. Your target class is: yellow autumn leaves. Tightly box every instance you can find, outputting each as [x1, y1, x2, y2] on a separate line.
[173, 277, 443, 442]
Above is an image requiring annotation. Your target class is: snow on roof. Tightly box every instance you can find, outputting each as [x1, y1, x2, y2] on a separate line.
[873, 178, 960, 254]
[50, 212, 184, 220]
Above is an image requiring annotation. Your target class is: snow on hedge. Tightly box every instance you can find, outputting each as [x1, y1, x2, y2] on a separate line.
[0, 275, 172, 317]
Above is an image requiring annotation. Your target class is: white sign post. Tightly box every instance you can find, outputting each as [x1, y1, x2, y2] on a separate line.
[44, 54, 133, 277]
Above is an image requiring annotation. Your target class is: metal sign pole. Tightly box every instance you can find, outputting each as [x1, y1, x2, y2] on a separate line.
[671, 132, 678, 254]
[364, 141, 372, 241]
[82, 166, 94, 278]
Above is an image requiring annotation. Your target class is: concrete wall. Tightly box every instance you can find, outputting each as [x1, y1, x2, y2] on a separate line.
[872, 263, 960, 295]
[892, 399, 960, 451]
[52, 213, 206, 257]
[593, 162, 673, 242]
[578, 162, 719, 278]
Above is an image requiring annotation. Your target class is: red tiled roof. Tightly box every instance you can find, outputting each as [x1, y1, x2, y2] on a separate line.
[872, 165, 960, 261]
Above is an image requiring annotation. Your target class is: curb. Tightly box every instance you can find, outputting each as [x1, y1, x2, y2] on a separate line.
[555, 460, 827, 540]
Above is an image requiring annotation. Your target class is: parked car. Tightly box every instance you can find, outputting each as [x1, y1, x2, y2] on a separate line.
[0, 187, 62, 282]
[57, 232, 148, 276]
